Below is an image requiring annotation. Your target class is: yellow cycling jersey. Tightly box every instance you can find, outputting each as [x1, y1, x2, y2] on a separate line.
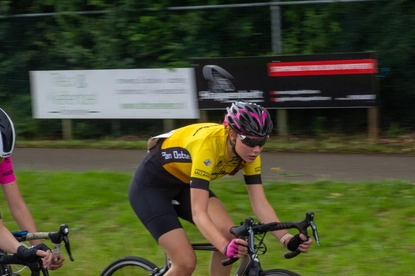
[151, 123, 261, 184]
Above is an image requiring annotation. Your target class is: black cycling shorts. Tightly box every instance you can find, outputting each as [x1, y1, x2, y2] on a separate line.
[128, 161, 216, 242]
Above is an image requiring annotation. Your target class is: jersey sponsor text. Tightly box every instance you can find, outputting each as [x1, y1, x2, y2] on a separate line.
[162, 150, 191, 160]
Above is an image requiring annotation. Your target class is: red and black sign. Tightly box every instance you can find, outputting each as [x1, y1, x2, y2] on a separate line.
[192, 52, 379, 110]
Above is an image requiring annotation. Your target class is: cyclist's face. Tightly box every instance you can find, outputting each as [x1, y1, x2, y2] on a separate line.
[232, 132, 265, 163]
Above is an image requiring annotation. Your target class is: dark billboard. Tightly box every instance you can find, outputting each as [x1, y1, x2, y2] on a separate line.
[192, 52, 378, 110]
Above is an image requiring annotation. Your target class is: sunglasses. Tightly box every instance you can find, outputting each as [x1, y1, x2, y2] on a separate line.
[238, 134, 268, 148]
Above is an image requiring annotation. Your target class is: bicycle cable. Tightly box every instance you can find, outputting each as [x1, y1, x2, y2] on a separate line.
[254, 233, 267, 256]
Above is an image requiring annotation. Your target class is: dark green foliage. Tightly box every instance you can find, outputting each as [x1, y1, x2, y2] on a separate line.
[0, 0, 414, 139]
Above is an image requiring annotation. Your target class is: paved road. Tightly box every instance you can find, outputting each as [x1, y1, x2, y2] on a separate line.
[12, 148, 415, 183]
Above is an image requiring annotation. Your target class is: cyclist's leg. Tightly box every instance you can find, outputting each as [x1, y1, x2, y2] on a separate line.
[207, 197, 236, 276]
[158, 228, 196, 276]
[175, 190, 235, 276]
[172, 186, 234, 276]
[129, 164, 197, 276]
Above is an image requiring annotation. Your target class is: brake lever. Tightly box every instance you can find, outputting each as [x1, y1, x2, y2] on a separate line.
[41, 264, 49, 276]
[63, 235, 74, 261]
[26, 258, 48, 276]
[304, 212, 321, 246]
[310, 219, 321, 246]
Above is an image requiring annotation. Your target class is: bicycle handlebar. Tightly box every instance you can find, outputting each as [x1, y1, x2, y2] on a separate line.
[1, 224, 74, 276]
[0, 254, 47, 276]
[12, 224, 74, 262]
[222, 212, 321, 266]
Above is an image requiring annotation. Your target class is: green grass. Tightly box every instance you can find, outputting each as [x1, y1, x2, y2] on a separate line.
[1, 171, 414, 275]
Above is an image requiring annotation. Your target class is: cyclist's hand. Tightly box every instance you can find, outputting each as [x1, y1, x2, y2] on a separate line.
[16, 243, 52, 268]
[39, 248, 53, 269]
[223, 238, 247, 258]
[49, 251, 65, 270]
[287, 233, 313, 253]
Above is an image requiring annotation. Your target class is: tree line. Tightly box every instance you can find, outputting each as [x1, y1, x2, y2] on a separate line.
[0, 0, 414, 139]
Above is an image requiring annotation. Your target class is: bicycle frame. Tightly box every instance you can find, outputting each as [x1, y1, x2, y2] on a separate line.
[152, 223, 293, 276]
[101, 212, 321, 276]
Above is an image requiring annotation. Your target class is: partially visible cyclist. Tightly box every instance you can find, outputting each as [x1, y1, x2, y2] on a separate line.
[128, 100, 313, 276]
[0, 108, 63, 269]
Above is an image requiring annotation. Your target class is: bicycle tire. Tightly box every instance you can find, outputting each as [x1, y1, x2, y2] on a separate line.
[100, 256, 158, 276]
[260, 268, 301, 276]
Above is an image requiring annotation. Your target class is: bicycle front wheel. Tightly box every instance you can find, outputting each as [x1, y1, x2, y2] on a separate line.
[260, 268, 301, 276]
[100, 256, 158, 276]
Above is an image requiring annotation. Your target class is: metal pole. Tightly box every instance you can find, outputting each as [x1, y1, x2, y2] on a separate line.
[270, 0, 281, 54]
[270, 1, 288, 137]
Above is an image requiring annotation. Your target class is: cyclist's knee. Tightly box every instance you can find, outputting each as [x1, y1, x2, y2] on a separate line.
[170, 258, 196, 275]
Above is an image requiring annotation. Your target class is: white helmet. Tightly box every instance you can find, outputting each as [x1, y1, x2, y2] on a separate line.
[0, 108, 15, 158]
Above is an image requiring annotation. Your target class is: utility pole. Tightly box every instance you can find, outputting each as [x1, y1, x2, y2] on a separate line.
[270, 0, 288, 138]
[270, 1, 282, 54]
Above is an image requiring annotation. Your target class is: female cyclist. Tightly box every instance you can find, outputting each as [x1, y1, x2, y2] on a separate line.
[128, 100, 312, 276]
[0, 108, 64, 269]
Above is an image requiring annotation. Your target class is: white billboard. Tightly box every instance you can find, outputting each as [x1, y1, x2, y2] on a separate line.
[30, 68, 199, 119]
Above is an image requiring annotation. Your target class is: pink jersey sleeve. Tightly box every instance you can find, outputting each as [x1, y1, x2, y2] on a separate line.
[0, 156, 16, 184]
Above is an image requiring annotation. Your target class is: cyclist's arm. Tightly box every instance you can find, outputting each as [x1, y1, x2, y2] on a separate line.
[246, 184, 312, 250]
[0, 222, 53, 269]
[1, 179, 63, 268]
[244, 158, 292, 243]
[0, 157, 40, 246]
[190, 183, 230, 255]
[189, 144, 245, 255]
[246, 184, 290, 240]
[0, 218, 22, 253]
[2, 181, 40, 246]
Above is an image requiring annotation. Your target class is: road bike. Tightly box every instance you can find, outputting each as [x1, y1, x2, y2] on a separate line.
[100, 211, 321, 276]
[0, 224, 74, 276]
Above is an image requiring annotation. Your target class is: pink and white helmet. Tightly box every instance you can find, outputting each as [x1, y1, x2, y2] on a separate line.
[224, 101, 273, 137]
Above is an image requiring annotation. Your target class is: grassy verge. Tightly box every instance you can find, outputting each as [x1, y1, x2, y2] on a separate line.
[1, 171, 413, 275]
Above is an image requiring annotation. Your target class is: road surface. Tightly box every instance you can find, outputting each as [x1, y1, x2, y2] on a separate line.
[12, 148, 415, 183]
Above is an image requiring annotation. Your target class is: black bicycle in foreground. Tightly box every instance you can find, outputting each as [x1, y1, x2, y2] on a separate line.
[101, 211, 321, 276]
[0, 224, 74, 276]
